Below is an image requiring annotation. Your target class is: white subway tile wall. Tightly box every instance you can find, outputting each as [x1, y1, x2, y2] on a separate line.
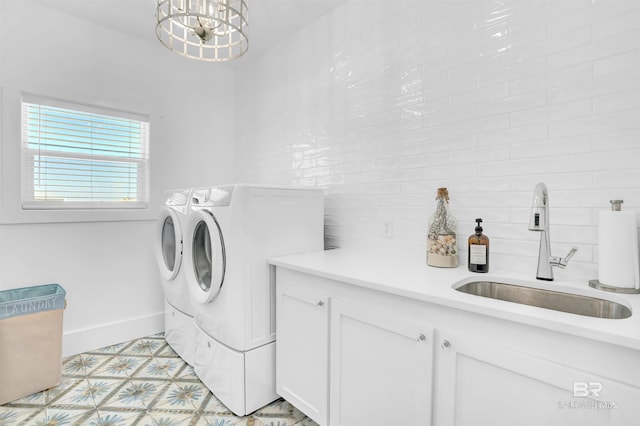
[235, 0, 640, 281]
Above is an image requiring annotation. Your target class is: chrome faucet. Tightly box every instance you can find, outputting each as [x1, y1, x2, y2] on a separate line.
[528, 183, 577, 281]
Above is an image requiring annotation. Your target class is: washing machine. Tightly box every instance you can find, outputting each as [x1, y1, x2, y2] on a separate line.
[154, 188, 196, 365]
[184, 184, 324, 416]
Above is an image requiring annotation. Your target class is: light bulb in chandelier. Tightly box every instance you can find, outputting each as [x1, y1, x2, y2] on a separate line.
[192, 7, 228, 43]
[193, 17, 216, 43]
[193, 23, 214, 43]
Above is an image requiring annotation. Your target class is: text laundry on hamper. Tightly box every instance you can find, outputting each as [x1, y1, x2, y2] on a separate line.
[0, 283, 66, 405]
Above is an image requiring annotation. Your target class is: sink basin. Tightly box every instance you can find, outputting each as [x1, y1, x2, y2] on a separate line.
[454, 281, 632, 319]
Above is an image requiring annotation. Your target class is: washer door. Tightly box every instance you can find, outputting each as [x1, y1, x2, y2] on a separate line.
[186, 209, 226, 304]
[155, 207, 183, 281]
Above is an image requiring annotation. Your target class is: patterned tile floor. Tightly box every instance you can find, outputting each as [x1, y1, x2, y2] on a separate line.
[0, 334, 318, 426]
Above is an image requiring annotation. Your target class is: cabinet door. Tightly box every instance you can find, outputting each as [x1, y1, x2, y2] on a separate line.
[435, 331, 640, 426]
[329, 299, 434, 426]
[275, 279, 329, 425]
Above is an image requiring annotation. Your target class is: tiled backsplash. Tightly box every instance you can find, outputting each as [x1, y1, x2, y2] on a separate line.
[235, 1, 640, 281]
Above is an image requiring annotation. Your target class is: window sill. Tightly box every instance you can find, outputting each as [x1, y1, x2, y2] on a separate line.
[22, 201, 148, 211]
[1, 206, 155, 224]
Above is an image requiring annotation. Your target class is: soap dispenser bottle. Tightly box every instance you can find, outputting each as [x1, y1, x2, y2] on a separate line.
[427, 188, 458, 268]
[468, 218, 489, 273]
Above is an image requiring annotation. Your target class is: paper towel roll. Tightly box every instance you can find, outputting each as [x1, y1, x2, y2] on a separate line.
[598, 211, 640, 289]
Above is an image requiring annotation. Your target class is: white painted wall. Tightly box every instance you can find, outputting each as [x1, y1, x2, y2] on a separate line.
[0, 0, 235, 355]
[235, 0, 640, 283]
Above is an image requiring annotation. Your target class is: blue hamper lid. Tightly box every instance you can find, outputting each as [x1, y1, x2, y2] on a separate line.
[0, 283, 66, 320]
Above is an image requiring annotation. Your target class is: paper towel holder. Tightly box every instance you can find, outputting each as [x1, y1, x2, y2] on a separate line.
[588, 279, 640, 294]
[589, 199, 640, 294]
[610, 199, 623, 211]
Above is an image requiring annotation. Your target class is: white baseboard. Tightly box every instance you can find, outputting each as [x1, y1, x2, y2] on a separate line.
[62, 312, 164, 357]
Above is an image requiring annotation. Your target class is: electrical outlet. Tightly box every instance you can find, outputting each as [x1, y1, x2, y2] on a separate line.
[382, 218, 393, 239]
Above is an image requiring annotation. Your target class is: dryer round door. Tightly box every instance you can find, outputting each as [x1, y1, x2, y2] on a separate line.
[186, 209, 226, 304]
[155, 207, 183, 281]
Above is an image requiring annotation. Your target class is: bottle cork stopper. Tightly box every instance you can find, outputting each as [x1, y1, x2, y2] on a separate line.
[437, 187, 449, 201]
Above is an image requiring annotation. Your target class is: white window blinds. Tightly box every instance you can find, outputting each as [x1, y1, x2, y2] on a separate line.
[21, 95, 150, 210]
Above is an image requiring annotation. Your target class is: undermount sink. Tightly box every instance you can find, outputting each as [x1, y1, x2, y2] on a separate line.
[454, 280, 632, 319]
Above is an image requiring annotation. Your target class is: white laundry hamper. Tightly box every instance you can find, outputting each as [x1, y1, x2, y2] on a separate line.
[0, 283, 66, 405]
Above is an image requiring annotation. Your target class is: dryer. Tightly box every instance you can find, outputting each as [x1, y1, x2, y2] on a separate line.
[184, 184, 324, 416]
[154, 189, 196, 365]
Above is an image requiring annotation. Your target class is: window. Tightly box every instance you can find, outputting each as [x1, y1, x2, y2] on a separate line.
[21, 95, 149, 210]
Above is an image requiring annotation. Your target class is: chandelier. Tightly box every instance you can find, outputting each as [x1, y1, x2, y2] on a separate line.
[156, 0, 248, 62]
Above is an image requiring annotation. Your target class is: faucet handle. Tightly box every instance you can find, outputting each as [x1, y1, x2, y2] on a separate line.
[552, 247, 578, 268]
[565, 247, 578, 263]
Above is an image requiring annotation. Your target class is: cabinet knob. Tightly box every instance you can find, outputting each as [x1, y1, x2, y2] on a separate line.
[317, 300, 324, 307]
[441, 340, 451, 349]
[417, 334, 427, 342]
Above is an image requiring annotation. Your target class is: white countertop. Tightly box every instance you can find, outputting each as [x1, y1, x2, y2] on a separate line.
[269, 249, 640, 351]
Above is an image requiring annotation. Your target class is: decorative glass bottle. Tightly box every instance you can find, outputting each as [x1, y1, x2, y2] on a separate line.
[426, 188, 458, 268]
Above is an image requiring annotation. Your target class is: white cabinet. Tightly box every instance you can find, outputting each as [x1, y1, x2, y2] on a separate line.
[274, 266, 640, 426]
[436, 331, 640, 426]
[275, 269, 435, 426]
[330, 299, 434, 426]
[275, 279, 329, 425]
